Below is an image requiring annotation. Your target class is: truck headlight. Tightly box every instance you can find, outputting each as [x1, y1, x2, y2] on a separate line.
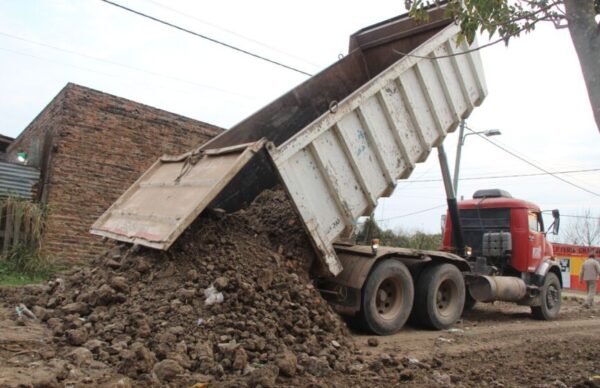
[371, 239, 380, 256]
[465, 246, 473, 257]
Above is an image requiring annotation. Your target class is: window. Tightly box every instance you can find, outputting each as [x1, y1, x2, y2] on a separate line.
[528, 212, 543, 232]
[460, 208, 511, 229]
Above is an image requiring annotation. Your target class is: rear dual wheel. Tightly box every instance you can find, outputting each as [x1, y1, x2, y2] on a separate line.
[414, 264, 465, 330]
[360, 260, 414, 335]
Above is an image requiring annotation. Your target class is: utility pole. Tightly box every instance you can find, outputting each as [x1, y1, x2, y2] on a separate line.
[453, 121, 501, 197]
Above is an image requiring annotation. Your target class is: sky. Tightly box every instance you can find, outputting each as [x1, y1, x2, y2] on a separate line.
[0, 0, 598, 243]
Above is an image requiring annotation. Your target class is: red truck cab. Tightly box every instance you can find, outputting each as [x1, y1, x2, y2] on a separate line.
[442, 189, 558, 278]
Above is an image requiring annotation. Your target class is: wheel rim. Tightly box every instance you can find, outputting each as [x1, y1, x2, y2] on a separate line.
[436, 278, 459, 317]
[375, 277, 404, 320]
[546, 283, 560, 309]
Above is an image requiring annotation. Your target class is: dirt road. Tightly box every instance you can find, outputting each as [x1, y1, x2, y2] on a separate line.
[353, 297, 600, 387]
[2, 291, 600, 387]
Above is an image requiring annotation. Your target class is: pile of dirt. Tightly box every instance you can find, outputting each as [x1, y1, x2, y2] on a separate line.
[9, 189, 362, 386]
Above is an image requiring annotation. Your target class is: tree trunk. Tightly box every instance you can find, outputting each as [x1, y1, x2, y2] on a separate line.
[564, 0, 600, 133]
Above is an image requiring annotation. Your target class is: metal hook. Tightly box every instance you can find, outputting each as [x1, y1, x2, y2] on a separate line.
[329, 100, 338, 113]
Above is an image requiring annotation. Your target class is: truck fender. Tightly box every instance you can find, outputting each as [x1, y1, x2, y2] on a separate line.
[316, 252, 418, 315]
[533, 259, 563, 288]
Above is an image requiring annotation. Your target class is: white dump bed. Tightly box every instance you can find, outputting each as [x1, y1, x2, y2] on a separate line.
[91, 16, 487, 276]
[268, 25, 486, 274]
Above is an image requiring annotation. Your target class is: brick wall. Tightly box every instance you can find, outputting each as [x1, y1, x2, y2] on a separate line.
[6, 88, 67, 201]
[8, 83, 223, 263]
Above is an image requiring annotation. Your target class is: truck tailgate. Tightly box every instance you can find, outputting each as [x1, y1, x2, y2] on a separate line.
[90, 140, 266, 249]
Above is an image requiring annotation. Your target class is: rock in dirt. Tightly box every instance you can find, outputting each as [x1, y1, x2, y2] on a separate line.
[432, 371, 451, 385]
[114, 377, 134, 388]
[276, 350, 297, 377]
[367, 338, 379, 347]
[304, 356, 332, 377]
[214, 276, 229, 290]
[232, 348, 248, 371]
[256, 269, 274, 290]
[61, 302, 90, 315]
[83, 339, 105, 353]
[105, 259, 122, 269]
[153, 359, 183, 382]
[248, 364, 279, 388]
[65, 328, 88, 346]
[109, 276, 129, 292]
[66, 347, 93, 366]
[32, 305, 50, 321]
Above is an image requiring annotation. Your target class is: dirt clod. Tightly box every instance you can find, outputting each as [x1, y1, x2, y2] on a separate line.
[66, 347, 93, 366]
[153, 359, 183, 382]
[367, 338, 379, 347]
[248, 364, 279, 388]
[65, 328, 88, 346]
[214, 276, 229, 290]
[276, 349, 297, 377]
[61, 302, 89, 316]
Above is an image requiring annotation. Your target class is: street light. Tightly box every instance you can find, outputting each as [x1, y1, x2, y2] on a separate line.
[453, 122, 501, 196]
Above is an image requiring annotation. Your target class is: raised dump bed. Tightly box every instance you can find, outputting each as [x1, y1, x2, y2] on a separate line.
[91, 8, 487, 276]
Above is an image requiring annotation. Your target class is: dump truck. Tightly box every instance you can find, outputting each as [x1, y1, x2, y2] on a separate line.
[91, 7, 562, 335]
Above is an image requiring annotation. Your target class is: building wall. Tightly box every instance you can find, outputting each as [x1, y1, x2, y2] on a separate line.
[7, 83, 223, 263]
[6, 88, 67, 201]
[553, 243, 600, 292]
[0, 134, 14, 158]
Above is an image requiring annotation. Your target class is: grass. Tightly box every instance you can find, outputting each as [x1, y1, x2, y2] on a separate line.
[0, 272, 50, 286]
[0, 245, 58, 286]
[0, 197, 55, 286]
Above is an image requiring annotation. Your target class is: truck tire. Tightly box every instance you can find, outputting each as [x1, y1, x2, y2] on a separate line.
[531, 272, 561, 320]
[360, 260, 414, 335]
[414, 264, 465, 330]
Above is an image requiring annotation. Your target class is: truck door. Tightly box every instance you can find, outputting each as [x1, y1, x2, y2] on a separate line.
[527, 211, 544, 272]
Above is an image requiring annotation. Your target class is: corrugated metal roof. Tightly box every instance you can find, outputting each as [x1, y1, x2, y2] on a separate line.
[0, 160, 40, 200]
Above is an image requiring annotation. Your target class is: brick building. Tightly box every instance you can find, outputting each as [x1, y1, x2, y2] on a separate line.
[0, 134, 13, 161]
[6, 83, 223, 263]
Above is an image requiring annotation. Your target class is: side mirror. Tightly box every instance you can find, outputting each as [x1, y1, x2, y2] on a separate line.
[551, 209, 560, 235]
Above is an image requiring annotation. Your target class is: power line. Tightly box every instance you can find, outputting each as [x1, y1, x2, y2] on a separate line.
[485, 134, 599, 191]
[561, 214, 600, 220]
[0, 46, 119, 78]
[374, 203, 600, 225]
[542, 212, 600, 221]
[465, 126, 600, 198]
[140, 0, 322, 70]
[376, 204, 447, 222]
[374, 203, 600, 224]
[0, 31, 255, 100]
[99, 0, 313, 77]
[0, 45, 255, 120]
[406, 168, 600, 183]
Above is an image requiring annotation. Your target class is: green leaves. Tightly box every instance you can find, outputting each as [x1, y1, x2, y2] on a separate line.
[408, 0, 432, 22]
[407, 0, 568, 47]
